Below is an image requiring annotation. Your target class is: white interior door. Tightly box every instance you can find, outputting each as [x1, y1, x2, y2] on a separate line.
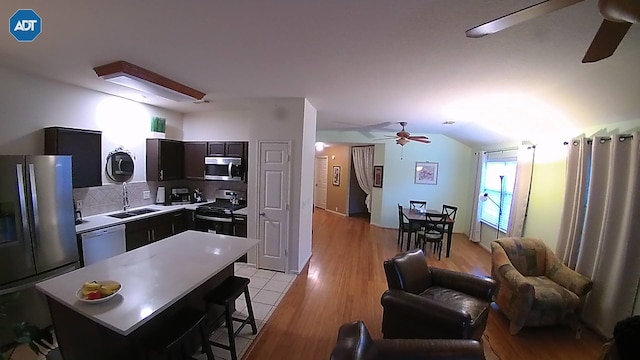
[257, 141, 290, 272]
[314, 156, 328, 209]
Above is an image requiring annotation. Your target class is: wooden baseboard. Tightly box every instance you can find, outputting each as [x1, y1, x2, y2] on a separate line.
[325, 209, 347, 217]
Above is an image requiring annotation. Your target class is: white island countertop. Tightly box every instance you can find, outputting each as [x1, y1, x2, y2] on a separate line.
[36, 231, 259, 336]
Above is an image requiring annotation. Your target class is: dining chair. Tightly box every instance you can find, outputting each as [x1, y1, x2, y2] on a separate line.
[442, 204, 458, 222]
[409, 200, 427, 212]
[397, 204, 420, 249]
[416, 213, 447, 260]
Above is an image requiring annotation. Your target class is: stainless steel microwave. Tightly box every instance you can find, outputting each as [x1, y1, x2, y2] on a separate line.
[204, 157, 243, 181]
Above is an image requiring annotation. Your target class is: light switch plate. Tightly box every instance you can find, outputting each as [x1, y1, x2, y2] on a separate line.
[76, 199, 82, 209]
[143, 190, 151, 200]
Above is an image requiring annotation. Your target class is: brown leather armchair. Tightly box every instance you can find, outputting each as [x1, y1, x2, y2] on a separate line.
[381, 249, 497, 340]
[330, 321, 486, 360]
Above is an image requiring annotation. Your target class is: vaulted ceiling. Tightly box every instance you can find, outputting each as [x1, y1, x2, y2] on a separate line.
[1, 0, 638, 147]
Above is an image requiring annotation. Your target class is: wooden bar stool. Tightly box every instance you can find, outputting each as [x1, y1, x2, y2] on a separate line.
[144, 307, 215, 360]
[204, 276, 257, 360]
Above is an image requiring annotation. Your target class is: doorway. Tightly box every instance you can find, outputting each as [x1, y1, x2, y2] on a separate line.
[314, 156, 328, 209]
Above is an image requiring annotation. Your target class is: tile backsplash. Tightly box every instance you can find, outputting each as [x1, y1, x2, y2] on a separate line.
[73, 180, 248, 217]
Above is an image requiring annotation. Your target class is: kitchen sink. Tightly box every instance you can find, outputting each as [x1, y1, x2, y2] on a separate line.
[107, 208, 159, 219]
[127, 208, 159, 215]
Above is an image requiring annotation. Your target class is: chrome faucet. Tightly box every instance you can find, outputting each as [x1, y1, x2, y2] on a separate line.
[122, 182, 130, 211]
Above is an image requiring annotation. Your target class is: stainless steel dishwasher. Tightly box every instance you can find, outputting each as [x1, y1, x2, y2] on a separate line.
[81, 224, 126, 266]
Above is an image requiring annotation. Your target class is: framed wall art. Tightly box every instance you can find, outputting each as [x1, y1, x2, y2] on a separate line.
[373, 165, 383, 188]
[415, 162, 438, 185]
[332, 165, 341, 186]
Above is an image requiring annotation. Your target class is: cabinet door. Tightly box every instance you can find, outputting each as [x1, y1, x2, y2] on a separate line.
[147, 139, 184, 181]
[159, 140, 184, 180]
[171, 211, 187, 235]
[152, 222, 173, 242]
[125, 228, 150, 251]
[184, 142, 206, 179]
[234, 216, 247, 237]
[225, 142, 245, 158]
[44, 127, 102, 188]
[207, 142, 225, 156]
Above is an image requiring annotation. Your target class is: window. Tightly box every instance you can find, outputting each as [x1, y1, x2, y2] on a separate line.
[481, 160, 517, 233]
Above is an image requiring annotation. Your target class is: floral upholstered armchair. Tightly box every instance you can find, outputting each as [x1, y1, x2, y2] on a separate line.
[491, 237, 593, 335]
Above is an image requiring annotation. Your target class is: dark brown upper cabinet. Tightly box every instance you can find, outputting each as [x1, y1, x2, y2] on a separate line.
[44, 127, 102, 188]
[206, 142, 225, 156]
[225, 142, 245, 158]
[184, 142, 207, 180]
[207, 141, 245, 158]
[146, 139, 184, 181]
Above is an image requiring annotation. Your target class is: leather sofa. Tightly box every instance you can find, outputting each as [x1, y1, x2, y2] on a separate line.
[330, 321, 486, 360]
[491, 237, 593, 335]
[381, 249, 496, 340]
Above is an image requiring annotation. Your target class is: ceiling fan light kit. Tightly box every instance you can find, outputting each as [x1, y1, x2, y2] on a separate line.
[93, 60, 206, 102]
[466, 0, 639, 63]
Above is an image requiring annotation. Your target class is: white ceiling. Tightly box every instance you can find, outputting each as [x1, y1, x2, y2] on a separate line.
[1, 0, 639, 148]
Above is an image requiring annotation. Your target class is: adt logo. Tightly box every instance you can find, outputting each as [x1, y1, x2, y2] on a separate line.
[9, 9, 42, 42]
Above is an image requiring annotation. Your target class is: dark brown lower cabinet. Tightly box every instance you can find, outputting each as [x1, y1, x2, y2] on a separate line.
[125, 210, 187, 251]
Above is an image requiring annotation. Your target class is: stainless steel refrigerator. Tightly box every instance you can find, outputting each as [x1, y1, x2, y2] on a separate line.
[0, 155, 79, 347]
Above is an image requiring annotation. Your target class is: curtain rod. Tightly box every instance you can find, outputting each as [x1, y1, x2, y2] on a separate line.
[351, 145, 375, 148]
[484, 147, 518, 154]
[563, 134, 634, 145]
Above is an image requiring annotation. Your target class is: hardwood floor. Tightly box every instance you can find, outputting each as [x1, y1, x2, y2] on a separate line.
[244, 209, 604, 360]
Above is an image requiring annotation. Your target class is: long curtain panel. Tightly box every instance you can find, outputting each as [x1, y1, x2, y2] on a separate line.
[556, 138, 591, 268]
[468, 151, 487, 242]
[352, 146, 375, 212]
[557, 132, 640, 337]
[506, 145, 535, 237]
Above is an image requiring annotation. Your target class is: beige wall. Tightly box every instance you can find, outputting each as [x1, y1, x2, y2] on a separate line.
[316, 144, 351, 215]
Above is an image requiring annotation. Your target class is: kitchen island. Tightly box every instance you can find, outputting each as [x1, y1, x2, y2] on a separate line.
[36, 230, 259, 360]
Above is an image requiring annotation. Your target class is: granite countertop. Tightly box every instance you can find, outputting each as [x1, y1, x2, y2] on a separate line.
[77, 203, 248, 234]
[36, 231, 260, 336]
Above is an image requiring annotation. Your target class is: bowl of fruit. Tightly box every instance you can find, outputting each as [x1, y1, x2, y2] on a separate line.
[76, 280, 122, 304]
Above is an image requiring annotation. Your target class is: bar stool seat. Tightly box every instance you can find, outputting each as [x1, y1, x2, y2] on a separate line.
[144, 307, 214, 360]
[204, 276, 257, 360]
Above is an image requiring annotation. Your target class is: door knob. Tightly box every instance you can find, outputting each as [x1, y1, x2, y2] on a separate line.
[259, 212, 266, 216]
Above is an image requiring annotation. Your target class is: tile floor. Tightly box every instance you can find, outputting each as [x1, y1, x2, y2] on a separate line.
[194, 262, 297, 360]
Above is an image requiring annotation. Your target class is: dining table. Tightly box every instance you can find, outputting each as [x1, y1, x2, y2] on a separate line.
[403, 208, 455, 257]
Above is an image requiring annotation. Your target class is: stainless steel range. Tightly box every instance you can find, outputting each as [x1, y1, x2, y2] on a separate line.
[194, 190, 246, 235]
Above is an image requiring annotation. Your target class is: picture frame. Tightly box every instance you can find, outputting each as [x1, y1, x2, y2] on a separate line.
[415, 162, 438, 185]
[373, 165, 383, 188]
[332, 165, 341, 186]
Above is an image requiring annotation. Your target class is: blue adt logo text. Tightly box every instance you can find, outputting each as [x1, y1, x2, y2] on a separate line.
[9, 9, 42, 42]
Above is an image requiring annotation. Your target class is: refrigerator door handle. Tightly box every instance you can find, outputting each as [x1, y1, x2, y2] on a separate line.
[28, 163, 41, 254]
[16, 164, 31, 253]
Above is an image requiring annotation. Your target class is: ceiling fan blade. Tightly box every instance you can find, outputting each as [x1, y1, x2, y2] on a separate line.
[582, 19, 632, 63]
[465, 0, 584, 38]
[408, 136, 429, 140]
[409, 138, 432, 144]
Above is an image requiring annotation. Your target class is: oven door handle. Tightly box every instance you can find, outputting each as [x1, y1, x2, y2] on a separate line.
[195, 214, 234, 222]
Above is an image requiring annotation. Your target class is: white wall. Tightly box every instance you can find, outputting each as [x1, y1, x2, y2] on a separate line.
[297, 99, 317, 271]
[183, 98, 313, 273]
[316, 131, 474, 232]
[0, 66, 183, 184]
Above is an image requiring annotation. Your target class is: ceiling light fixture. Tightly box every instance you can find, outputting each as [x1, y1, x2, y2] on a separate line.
[93, 61, 206, 102]
[315, 142, 325, 151]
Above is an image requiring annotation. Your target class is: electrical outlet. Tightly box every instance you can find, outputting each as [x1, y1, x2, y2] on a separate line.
[143, 190, 151, 200]
[75, 199, 82, 209]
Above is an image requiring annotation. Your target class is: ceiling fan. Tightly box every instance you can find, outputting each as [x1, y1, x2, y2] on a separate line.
[382, 122, 431, 146]
[465, 0, 640, 63]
